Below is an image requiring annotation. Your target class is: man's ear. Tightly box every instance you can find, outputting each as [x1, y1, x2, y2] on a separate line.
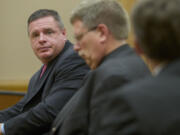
[61, 29, 66, 36]
[97, 24, 108, 44]
[134, 38, 144, 55]
[61, 29, 67, 41]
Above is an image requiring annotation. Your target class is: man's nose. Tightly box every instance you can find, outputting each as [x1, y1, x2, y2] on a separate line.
[39, 33, 46, 43]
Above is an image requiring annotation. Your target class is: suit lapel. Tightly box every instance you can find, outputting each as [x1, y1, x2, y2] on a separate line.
[24, 61, 55, 105]
[24, 41, 72, 105]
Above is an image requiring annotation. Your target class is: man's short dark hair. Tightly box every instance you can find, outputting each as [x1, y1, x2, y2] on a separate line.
[28, 9, 64, 30]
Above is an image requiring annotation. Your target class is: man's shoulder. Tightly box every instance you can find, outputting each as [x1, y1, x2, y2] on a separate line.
[55, 41, 84, 65]
[58, 40, 75, 59]
[96, 49, 149, 81]
[104, 75, 180, 135]
[118, 75, 176, 103]
[101, 45, 147, 69]
[53, 41, 89, 75]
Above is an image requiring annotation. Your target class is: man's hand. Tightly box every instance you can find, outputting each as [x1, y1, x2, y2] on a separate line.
[0, 123, 3, 135]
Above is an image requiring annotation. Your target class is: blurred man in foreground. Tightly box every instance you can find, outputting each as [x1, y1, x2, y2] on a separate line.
[93, 0, 180, 134]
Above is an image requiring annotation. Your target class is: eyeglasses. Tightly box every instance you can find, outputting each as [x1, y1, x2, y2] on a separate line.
[75, 26, 97, 43]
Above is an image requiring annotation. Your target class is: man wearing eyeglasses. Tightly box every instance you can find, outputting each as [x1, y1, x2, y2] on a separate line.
[49, 0, 150, 135]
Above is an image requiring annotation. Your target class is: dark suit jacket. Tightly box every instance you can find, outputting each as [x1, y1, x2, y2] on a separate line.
[0, 41, 89, 135]
[49, 44, 150, 135]
[93, 59, 180, 135]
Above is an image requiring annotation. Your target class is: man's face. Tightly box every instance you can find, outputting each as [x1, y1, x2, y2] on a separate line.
[72, 20, 105, 69]
[28, 16, 66, 64]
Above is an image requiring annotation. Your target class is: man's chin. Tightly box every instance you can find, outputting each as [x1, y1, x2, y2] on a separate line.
[85, 60, 95, 70]
[38, 55, 53, 63]
[78, 53, 96, 69]
[39, 53, 51, 58]
[89, 64, 97, 70]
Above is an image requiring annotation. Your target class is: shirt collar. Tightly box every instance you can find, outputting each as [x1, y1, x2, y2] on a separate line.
[152, 62, 167, 76]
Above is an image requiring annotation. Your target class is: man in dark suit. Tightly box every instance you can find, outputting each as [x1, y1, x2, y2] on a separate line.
[49, 0, 150, 135]
[0, 9, 89, 135]
[91, 0, 180, 134]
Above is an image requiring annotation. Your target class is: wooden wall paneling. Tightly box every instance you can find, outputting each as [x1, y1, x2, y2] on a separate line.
[119, 0, 151, 69]
[0, 91, 25, 110]
[0, 80, 27, 110]
[118, 0, 137, 46]
[0, 80, 28, 92]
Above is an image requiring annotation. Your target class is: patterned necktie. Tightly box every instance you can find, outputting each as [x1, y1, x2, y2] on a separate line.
[40, 64, 47, 78]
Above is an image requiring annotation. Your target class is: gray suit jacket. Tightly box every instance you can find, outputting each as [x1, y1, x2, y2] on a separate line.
[50, 44, 150, 135]
[0, 41, 89, 135]
[92, 59, 180, 135]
